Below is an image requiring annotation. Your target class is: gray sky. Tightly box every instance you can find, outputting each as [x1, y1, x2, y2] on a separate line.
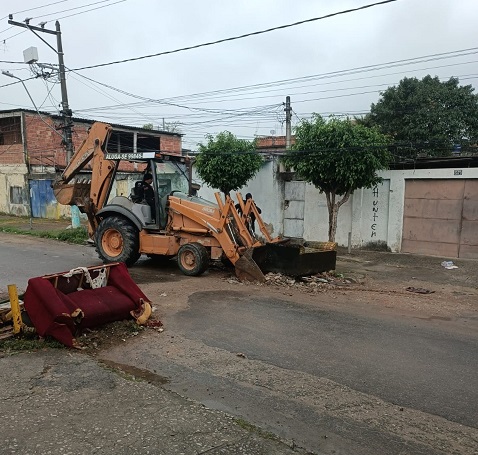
[1, 0, 477, 149]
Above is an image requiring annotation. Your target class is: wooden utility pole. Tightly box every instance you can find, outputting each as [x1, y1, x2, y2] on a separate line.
[8, 16, 73, 162]
[285, 96, 292, 150]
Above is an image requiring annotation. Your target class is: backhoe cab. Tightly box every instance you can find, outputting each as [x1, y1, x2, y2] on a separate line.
[53, 122, 336, 281]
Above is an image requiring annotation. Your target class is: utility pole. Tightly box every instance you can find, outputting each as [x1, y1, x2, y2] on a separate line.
[285, 96, 292, 150]
[8, 16, 73, 162]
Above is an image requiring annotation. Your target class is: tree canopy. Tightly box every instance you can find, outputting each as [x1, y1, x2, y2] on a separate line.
[195, 131, 263, 196]
[362, 76, 478, 156]
[282, 115, 390, 241]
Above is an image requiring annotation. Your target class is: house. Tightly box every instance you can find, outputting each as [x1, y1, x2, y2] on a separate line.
[0, 109, 182, 218]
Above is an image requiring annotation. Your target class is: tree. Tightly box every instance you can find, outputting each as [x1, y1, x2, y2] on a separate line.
[195, 131, 263, 197]
[282, 115, 390, 242]
[362, 76, 478, 156]
[142, 123, 154, 130]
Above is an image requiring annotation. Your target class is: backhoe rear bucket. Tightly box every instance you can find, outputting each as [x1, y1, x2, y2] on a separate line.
[252, 241, 337, 277]
[52, 180, 91, 206]
[234, 249, 266, 283]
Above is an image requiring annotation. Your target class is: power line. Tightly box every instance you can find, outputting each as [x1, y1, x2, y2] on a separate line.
[0, 0, 69, 22]
[47, 0, 127, 21]
[34, 0, 121, 19]
[71, 0, 400, 71]
[155, 48, 478, 104]
[1, 0, 128, 42]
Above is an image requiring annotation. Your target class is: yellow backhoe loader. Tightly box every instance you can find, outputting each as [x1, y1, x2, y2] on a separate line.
[53, 122, 336, 281]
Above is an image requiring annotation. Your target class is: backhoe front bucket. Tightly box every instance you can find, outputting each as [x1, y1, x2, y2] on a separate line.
[52, 180, 91, 206]
[252, 241, 337, 277]
[234, 249, 266, 283]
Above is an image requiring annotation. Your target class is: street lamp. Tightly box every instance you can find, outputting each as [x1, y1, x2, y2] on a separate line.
[1, 70, 62, 139]
[2, 70, 39, 112]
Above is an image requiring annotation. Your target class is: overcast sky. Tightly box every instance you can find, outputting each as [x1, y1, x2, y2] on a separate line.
[1, 0, 477, 149]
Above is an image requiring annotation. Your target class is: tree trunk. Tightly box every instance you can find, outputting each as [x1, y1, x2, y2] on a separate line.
[325, 190, 352, 242]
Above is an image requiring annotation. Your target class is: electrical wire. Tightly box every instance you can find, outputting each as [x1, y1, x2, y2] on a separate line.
[1, 0, 128, 42]
[0, 0, 70, 22]
[138, 48, 478, 104]
[71, 0, 400, 71]
[43, 0, 127, 21]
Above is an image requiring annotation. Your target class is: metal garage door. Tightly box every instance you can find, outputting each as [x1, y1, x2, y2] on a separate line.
[401, 179, 478, 259]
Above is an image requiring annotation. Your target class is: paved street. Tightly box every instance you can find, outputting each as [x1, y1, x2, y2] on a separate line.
[1, 231, 478, 454]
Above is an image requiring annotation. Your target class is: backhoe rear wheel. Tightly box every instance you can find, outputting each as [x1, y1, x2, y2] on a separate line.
[95, 216, 140, 266]
[177, 243, 209, 276]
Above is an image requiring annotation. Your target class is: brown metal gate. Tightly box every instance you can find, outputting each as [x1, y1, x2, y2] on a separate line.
[401, 179, 478, 258]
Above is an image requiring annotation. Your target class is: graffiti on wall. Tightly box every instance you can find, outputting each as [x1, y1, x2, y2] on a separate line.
[371, 185, 379, 238]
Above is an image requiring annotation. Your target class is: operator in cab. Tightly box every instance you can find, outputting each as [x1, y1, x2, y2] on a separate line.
[141, 173, 156, 220]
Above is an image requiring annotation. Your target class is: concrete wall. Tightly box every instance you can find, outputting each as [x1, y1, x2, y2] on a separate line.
[194, 156, 478, 252]
[298, 167, 478, 251]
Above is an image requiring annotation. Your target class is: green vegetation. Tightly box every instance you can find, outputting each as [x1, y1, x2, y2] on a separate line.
[361, 75, 478, 157]
[0, 226, 88, 244]
[195, 131, 263, 197]
[0, 336, 65, 354]
[283, 115, 390, 242]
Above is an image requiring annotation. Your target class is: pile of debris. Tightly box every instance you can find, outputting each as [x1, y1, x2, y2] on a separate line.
[264, 271, 357, 291]
[224, 271, 359, 292]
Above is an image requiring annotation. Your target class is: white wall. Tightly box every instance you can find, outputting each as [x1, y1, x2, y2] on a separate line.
[303, 167, 478, 251]
[193, 159, 284, 237]
[194, 157, 478, 252]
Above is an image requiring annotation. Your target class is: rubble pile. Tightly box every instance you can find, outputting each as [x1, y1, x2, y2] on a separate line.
[263, 271, 356, 292]
[222, 271, 359, 292]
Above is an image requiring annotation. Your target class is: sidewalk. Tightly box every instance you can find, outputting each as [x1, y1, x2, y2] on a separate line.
[0, 350, 305, 455]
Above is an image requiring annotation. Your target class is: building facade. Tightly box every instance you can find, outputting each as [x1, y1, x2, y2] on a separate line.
[0, 109, 182, 218]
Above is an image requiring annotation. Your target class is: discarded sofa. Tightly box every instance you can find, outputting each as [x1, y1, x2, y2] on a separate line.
[24, 262, 151, 348]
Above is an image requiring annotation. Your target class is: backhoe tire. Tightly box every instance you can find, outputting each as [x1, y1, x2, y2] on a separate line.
[95, 216, 141, 267]
[177, 243, 209, 276]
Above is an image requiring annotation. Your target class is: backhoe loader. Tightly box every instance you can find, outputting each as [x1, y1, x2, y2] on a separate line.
[53, 122, 336, 281]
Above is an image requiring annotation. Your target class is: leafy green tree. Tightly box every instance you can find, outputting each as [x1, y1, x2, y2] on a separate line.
[142, 123, 154, 130]
[195, 132, 263, 197]
[362, 76, 478, 157]
[282, 115, 390, 242]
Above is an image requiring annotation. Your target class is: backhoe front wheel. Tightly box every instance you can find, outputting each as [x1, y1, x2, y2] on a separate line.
[95, 216, 140, 266]
[177, 243, 209, 276]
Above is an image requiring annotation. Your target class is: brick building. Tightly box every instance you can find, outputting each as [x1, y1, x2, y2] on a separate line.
[0, 109, 182, 218]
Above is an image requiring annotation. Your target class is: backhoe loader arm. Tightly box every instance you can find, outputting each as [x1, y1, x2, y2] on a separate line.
[60, 122, 113, 185]
[236, 192, 280, 243]
[52, 122, 116, 236]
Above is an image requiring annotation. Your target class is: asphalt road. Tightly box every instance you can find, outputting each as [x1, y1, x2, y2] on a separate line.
[2, 232, 477, 454]
[0, 233, 101, 294]
[170, 290, 478, 427]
